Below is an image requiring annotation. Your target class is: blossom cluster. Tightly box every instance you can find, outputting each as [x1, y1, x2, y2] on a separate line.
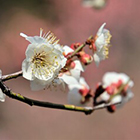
[0, 23, 134, 113]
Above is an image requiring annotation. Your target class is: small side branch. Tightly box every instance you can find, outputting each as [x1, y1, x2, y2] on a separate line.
[2, 71, 23, 82]
[67, 35, 93, 59]
[0, 80, 120, 115]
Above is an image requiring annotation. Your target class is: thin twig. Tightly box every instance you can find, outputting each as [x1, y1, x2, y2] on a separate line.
[67, 35, 93, 59]
[2, 71, 22, 82]
[0, 80, 120, 115]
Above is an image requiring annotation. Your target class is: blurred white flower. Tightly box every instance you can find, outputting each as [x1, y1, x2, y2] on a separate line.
[100, 72, 134, 108]
[93, 23, 111, 66]
[102, 72, 134, 88]
[67, 77, 90, 106]
[0, 70, 6, 102]
[82, 0, 107, 9]
[20, 29, 67, 91]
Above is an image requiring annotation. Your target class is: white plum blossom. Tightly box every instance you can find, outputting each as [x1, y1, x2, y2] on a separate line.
[93, 23, 111, 66]
[0, 70, 6, 102]
[82, 0, 107, 9]
[20, 29, 67, 91]
[100, 72, 134, 108]
[67, 77, 90, 106]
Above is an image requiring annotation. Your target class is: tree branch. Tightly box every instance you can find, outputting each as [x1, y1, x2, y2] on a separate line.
[0, 80, 120, 115]
[2, 71, 22, 82]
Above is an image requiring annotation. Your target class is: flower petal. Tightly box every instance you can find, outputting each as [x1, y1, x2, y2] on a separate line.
[0, 69, 2, 78]
[68, 88, 84, 106]
[0, 89, 6, 102]
[97, 23, 106, 36]
[93, 53, 100, 66]
[79, 77, 89, 89]
[73, 60, 84, 72]
[30, 79, 48, 91]
[70, 69, 81, 80]
[22, 60, 34, 80]
[60, 74, 79, 86]
[95, 34, 105, 51]
[63, 45, 74, 55]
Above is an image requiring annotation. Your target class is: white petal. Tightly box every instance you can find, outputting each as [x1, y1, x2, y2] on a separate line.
[97, 23, 106, 36]
[103, 72, 134, 88]
[0, 69, 2, 78]
[0, 89, 6, 102]
[34, 67, 54, 81]
[60, 57, 67, 68]
[27, 36, 45, 44]
[100, 91, 110, 101]
[60, 74, 79, 86]
[118, 73, 134, 87]
[22, 60, 34, 80]
[63, 45, 74, 55]
[20, 32, 45, 44]
[123, 90, 134, 103]
[54, 44, 64, 53]
[79, 77, 89, 89]
[93, 53, 100, 66]
[70, 69, 81, 80]
[25, 44, 37, 61]
[103, 72, 118, 86]
[73, 60, 84, 72]
[111, 95, 122, 104]
[95, 34, 105, 51]
[30, 79, 47, 91]
[20, 33, 28, 38]
[68, 88, 85, 106]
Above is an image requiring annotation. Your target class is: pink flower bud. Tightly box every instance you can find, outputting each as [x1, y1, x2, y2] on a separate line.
[80, 53, 93, 65]
[70, 61, 76, 69]
[70, 43, 81, 50]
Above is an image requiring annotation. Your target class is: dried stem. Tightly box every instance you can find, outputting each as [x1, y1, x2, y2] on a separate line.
[0, 80, 120, 115]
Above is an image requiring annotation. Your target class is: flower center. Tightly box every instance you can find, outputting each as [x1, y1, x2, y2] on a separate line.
[31, 50, 59, 78]
[103, 32, 112, 58]
[106, 32, 112, 44]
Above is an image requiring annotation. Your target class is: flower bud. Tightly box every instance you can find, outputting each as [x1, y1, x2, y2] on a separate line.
[70, 43, 81, 50]
[79, 53, 93, 65]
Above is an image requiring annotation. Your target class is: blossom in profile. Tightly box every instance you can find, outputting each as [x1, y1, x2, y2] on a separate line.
[66, 77, 92, 106]
[82, 0, 107, 9]
[100, 72, 134, 112]
[20, 29, 67, 91]
[0, 70, 6, 102]
[92, 23, 112, 66]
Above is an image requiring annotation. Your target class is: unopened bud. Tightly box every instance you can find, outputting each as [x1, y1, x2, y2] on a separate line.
[70, 43, 81, 50]
[80, 53, 93, 65]
[70, 61, 76, 69]
[107, 105, 116, 113]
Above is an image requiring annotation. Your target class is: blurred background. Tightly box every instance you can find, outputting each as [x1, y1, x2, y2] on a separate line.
[0, 0, 140, 140]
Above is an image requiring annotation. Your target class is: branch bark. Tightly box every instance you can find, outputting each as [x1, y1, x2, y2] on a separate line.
[2, 71, 22, 82]
[0, 80, 120, 115]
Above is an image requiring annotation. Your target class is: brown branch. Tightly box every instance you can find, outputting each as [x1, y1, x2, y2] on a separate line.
[2, 71, 22, 82]
[0, 80, 120, 115]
